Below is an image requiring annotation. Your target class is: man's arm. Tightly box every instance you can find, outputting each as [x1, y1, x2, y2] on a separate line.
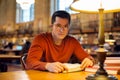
[26, 35, 47, 70]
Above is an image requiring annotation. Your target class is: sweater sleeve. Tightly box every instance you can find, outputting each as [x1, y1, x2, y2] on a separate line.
[73, 38, 94, 62]
[26, 35, 47, 70]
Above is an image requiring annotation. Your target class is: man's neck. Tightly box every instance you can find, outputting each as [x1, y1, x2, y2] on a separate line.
[52, 33, 62, 45]
[54, 40, 62, 45]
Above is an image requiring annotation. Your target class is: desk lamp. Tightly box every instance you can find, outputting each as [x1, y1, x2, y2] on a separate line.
[70, 0, 120, 80]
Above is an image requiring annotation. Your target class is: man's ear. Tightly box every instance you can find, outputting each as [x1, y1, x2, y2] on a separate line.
[49, 24, 53, 31]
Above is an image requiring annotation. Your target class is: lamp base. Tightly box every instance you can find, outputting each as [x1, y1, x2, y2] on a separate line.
[86, 74, 118, 80]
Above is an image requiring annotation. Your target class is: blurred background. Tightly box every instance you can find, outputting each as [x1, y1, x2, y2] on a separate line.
[0, 0, 120, 72]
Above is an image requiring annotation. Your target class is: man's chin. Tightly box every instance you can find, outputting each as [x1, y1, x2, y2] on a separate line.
[58, 36, 66, 40]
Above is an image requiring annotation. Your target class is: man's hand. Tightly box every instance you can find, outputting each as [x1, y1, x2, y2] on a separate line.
[45, 62, 68, 73]
[80, 58, 94, 70]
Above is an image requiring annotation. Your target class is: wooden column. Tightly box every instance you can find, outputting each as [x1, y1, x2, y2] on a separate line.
[0, 0, 16, 34]
[34, 0, 50, 34]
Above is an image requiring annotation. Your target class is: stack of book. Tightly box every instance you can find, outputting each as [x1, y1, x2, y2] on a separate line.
[85, 57, 120, 75]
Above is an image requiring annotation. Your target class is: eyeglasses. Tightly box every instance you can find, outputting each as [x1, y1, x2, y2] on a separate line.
[53, 23, 69, 30]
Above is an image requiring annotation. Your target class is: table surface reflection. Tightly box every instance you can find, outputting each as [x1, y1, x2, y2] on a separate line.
[0, 70, 120, 80]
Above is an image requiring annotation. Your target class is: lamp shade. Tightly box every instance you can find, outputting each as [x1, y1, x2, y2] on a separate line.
[70, 0, 120, 13]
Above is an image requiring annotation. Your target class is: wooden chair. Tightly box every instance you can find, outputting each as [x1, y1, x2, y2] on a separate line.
[0, 62, 7, 72]
[20, 53, 27, 70]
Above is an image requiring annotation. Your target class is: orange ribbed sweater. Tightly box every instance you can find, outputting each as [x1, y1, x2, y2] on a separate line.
[26, 33, 90, 70]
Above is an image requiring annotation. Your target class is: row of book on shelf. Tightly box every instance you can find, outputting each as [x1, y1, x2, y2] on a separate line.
[63, 57, 120, 75]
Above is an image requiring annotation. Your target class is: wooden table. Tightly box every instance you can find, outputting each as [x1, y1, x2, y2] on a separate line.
[0, 54, 21, 72]
[0, 49, 22, 55]
[0, 54, 21, 59]
[0, 49, 21, 52]
[0, 70, 120, 80]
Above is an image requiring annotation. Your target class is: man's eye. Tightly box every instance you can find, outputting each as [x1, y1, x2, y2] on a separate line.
[65, 25, 68, 28]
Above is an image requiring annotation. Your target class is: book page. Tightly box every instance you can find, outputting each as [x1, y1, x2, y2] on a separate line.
[63, 63, 82, 73]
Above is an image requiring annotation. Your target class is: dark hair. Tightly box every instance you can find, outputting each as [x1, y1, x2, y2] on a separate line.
[51, 10, 71, 24]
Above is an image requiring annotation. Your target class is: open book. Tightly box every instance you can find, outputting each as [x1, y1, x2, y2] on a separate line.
[63, 63, 82, 73]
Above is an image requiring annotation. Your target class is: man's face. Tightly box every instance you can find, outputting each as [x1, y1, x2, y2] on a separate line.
[52, 17, 69, 41]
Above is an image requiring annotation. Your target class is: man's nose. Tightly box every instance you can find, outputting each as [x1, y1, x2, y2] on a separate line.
[60, 27, 65, 32]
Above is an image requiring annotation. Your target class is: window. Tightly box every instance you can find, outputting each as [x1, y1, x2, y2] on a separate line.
[16, 3, 34, 23]
[57, 0, 78, 14]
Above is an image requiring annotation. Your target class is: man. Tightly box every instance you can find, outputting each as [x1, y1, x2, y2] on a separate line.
[26, 10, 94, 73]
